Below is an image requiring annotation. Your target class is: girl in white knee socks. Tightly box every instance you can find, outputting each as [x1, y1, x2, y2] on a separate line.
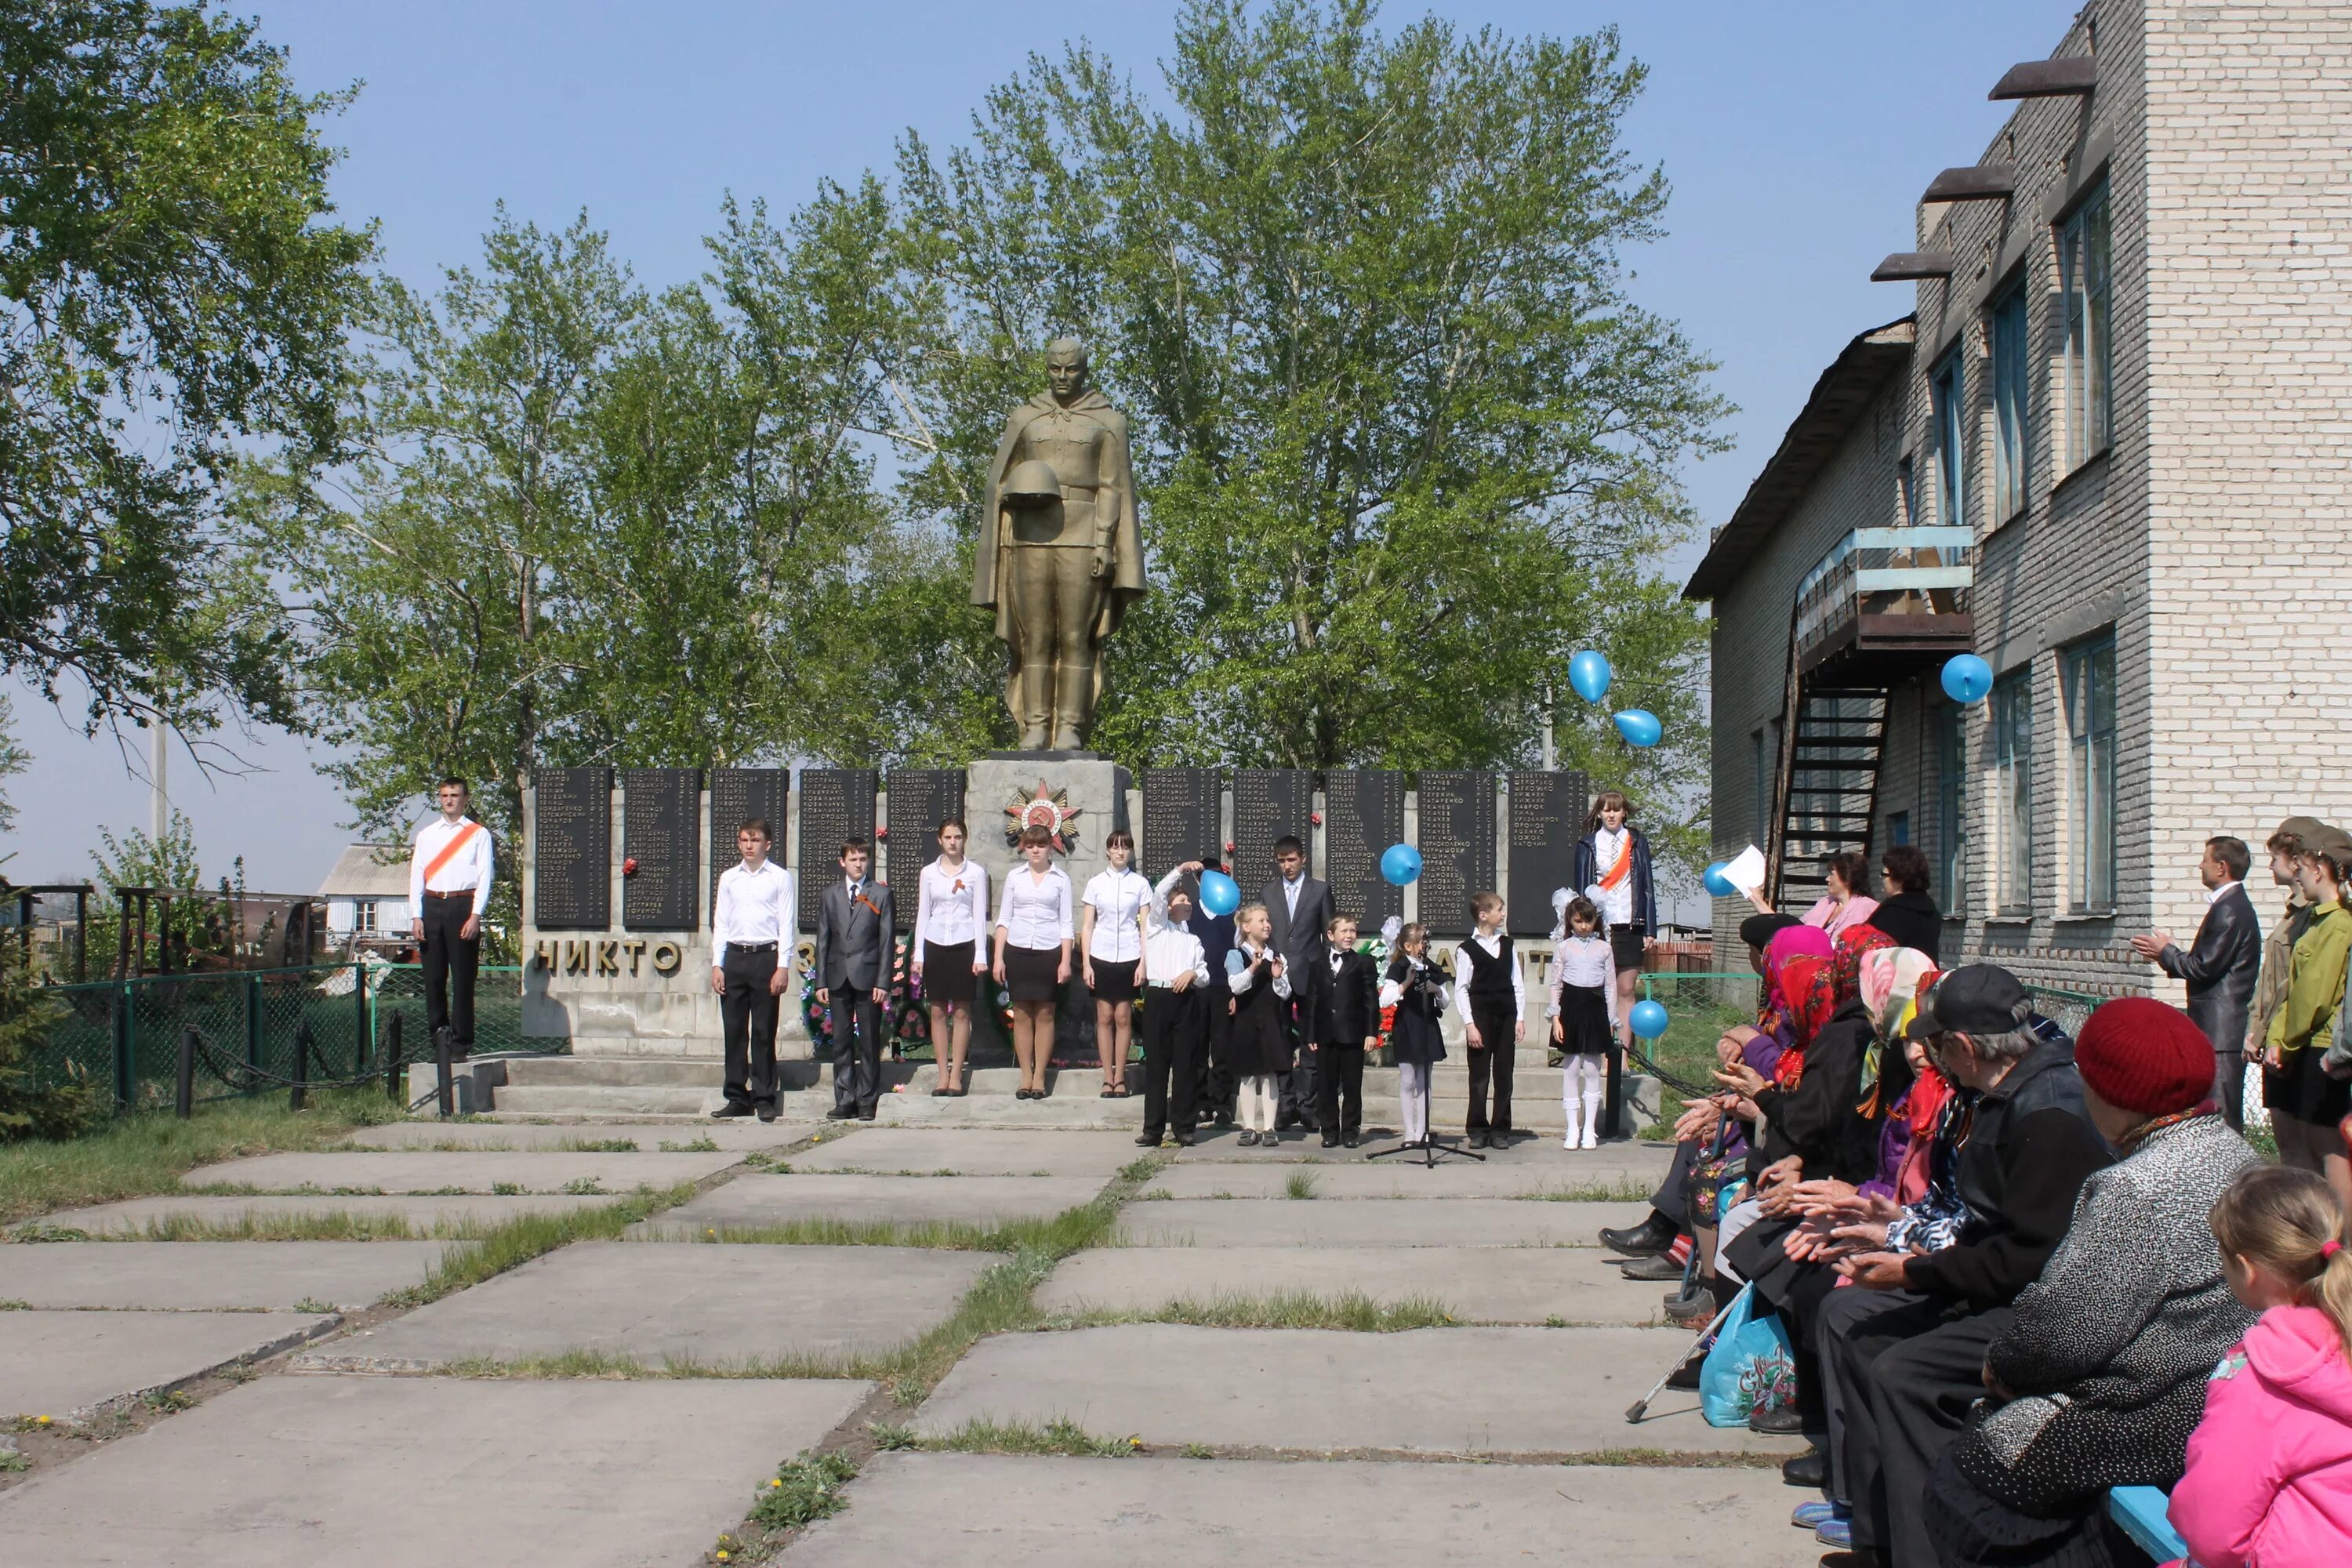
[1548, 894, 1616, 1149]
[1381, 923, 1448, 1145]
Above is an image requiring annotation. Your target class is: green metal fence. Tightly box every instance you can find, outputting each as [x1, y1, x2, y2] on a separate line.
[27, 963, 556, 1112]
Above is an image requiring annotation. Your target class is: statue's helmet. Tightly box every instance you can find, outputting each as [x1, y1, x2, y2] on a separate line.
[1000, 459, 1064, 503]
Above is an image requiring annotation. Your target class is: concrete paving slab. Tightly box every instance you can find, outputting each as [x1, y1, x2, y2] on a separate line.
[916, 1324, 1798, 1456]
[1036, 1247, 1666, 1325]
[0, 1241, 453, 1310]
[296, 1242, 987, 1370]
[1114, 1197, 1628, 1248]
[32, 1192, 622, 1239]
[0, 1374, 873, 1566]
[1146, 1156, 1661, 1200]
[637, 1174, 1103, 1237]
[783, 1127, 1142, 1178]
[779, 1452, 1820, 1567]
[342, 1120, 811, 1151]
[180, 1149, 739, 1193]
[0, 1310, 330, 1418]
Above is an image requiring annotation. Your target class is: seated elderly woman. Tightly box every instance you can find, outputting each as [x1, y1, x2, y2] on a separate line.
[1921, 996, 2260, 1568]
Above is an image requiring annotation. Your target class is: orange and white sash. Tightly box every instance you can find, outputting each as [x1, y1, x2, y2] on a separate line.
[1596, 833, 1634, 892]
[421, 822, 482, 882]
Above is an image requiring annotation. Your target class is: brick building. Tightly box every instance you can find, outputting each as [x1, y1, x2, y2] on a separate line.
[1686, 1, 2352, 998]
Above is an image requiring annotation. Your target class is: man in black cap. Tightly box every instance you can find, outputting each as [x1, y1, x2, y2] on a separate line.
[1802, 965, 2112, 1568]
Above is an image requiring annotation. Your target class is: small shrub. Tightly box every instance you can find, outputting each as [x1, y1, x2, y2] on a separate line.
[561, 1177, 604, 1195]
[749, 1451, 859, 1530]
[292, 1298, 336, 1315]
[867, 1422, 917, 1450]
[1283, 1170, 1319, 1201]
[491, 1182, 522, 1195]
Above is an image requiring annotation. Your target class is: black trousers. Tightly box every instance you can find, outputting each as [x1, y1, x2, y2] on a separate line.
[1830, 1290, 2016, 1567]
[2212, 1048, 2245, 1131]
[419, 893, 481, 1052]
[1465, 1000, 1516, 1131]
[1140, 984, 1204, 1139]
[1278, 996, 1317, 1128]
[1199, 988, 1234, 1119]
[720, 947, 780, 1108]
[829, 984, 884, 1114]
[1650, 1137, 1701, 1227]
[1317, 1043, 1366, 1136]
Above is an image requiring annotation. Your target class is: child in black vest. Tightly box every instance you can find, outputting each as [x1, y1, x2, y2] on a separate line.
[1452, 891, 1525, 1149]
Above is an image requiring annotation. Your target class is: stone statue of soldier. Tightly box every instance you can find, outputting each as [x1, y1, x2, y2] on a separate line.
[972, 337, 1146, 750]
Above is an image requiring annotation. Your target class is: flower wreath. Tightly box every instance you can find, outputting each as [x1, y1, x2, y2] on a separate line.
[798, 933, 931, 1053]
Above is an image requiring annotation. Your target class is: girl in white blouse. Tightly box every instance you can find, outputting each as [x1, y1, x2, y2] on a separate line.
[1080, 829, 1150, 1098]
[911, 818, 989, 1097]
[1547, 893, 1618, 1150]
[993, 825, 1074, 1100]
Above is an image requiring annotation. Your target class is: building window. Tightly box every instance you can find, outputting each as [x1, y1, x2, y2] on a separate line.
[2063, 634, 2118, 910]
[1932, 352, 1966, 532]
[1991, 672, 2033, 914]
[1991, 283, 2030, 519]
[2059, 181, 2113, 470]
[1936, 703, 1965, 910]
[352, 900, 378, 935]
[1888, 811, 1911, 847]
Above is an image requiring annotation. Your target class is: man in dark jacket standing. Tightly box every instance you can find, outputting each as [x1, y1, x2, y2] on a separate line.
[2132, 834, 2263, 1129]
[1261, 836, 1333, 1131]
[1812, 966, 2113, 1568]
[815, 838, 895, 1122]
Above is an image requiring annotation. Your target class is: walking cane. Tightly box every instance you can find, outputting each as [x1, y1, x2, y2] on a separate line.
[1627, 1105, 1737, 1422]
[1626, 1288, 1741, 1424]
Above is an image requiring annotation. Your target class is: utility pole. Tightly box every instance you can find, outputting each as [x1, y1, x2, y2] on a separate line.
[151, 723, 169, 842]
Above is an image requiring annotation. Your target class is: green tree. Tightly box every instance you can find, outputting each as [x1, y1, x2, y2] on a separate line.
[0, 1, 371, 739]
[0, 692, 27, 837]
[893, 0, 1722, 853]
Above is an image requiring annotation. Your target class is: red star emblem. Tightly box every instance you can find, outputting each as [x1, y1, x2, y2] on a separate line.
[1003, 779, 1082, 855]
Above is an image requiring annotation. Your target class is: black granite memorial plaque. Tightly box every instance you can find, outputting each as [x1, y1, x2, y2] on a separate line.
[1323, 770, 1404, 931]
[621, 768, 702, 931]
[708, 768, 793, 906]
[1414, 770, 1494, 937]
[1141, 768, 1222, 882]
[1507, 771, 1591, 938]
[533, 768, 612, 931]
[1231, 768, 1312, 897]
[796, 768, 878, 932]
[884, 769, 965, 927]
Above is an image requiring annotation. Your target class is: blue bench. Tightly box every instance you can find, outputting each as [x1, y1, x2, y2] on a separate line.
[2108, 1486, 2186, 1563]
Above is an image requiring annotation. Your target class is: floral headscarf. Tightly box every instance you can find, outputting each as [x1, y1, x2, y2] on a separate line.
[1772, 924, 1893, 1090]
[1856, 946, 1936, 1115]
[1756, 924, 1834, 1039]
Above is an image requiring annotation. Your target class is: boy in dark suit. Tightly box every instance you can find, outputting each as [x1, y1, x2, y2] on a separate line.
[1306, 913, 1381, 1147]
[815, 837, 895, 1121]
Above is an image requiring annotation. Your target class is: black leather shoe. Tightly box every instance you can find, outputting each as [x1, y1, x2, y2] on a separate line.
[1467, 1130, 1489, 1149]
[1135, 1133, 1160, 1147]
[1173, 1134, 1194, 1147]
[1343, 1134, 1359, 1148]
[824, 1106, 856, 1120]
[1621, 1253, 1687, 1282]
[1751, 1405, 1808, 1436]
[858, 1110, 877, 1122]
[1321, 1135, 1341, 1149]
[713, 1102, 754, 1120]
[756, 1106, 777, 1123]
[1781, 1448, 1828, 1488]
[1599, 1213, 1679, 1256]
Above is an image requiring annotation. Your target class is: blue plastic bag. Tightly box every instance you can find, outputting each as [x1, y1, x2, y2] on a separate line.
[1699, 1282, 1796, 1428]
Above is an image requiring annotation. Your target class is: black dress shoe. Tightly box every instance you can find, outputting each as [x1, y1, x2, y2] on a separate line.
[1781, 1448, 1828, 1488]
[1173, 1134, 1194, 1147]
[1343, 1133, 1359, 1148]
[756, 1106, 777, 1123]
[1621, 1253, 1687, 1282]
[858, 1110, 877, 1122]
[1751, 1405, 1808, 1436]
[824, 1107, 856, 1120]
[1135, 1133, 1160, 1147]
[713, 1102, 754, 1120]
[1467, 1130, 1490, 1149]
[1599, 1213, 1679, 1256]
[1321, 1135, 1341, 1149]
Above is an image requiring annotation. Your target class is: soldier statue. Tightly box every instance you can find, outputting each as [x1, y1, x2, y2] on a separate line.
[971, 336, 1146, 750]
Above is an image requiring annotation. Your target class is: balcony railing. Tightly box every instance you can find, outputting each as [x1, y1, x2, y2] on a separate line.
[1793, 527, 1975, 663]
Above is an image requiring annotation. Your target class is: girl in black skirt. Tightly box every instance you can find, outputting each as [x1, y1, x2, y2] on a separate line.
[1546, 895, 1617, 1150]
[912, 818, 989, 1096]
[1381, 923, 1450, 1146]
[1225, 902, 1291, 1145]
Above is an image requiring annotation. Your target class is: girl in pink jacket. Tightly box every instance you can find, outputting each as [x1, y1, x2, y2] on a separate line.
[2171, 1163, 2352, 1568]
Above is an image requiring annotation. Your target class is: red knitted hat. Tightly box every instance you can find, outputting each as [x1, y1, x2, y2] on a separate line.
[2074, 996, 2216, 1116]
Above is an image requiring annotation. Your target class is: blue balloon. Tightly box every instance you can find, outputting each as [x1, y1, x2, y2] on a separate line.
[1612, 709, 1663, 748]
[1198, 869, 1240, 916]
[1568, 649, 1612, 705]
[1940, 653, 1994, 706]
[1629, 998, 1670, 1040]
[1703, 862, 1737, 897]
[1380, 843, 1423, 886]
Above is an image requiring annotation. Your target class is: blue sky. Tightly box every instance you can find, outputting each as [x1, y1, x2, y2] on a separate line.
[0, 0, 2067, 890]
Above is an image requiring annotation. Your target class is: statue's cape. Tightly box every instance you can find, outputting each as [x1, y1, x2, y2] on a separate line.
[971, 389, 1148, 653]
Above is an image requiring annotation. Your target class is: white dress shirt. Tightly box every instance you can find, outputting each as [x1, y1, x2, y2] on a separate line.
[1280, 874, 1304, 920]
[996, 863, 1075, 951]
[1452, 928, 1526, 1023]
[409, 815, 493, 920]
[1378, 955, 1443, 1011]
[1545, 933, 1618, 1025]
[2205, 880, 2243, 908]
[713, 859, 796, 967]
[1225, 940, 1293, 1000]
[1588, 826, 1635, 929]
[1083, 867, 1152, 963]
[913, 858, 989, 963]
[1142, 922, 1210, 989]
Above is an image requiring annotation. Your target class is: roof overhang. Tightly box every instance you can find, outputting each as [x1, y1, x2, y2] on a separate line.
[1682, 317, 1915, 602]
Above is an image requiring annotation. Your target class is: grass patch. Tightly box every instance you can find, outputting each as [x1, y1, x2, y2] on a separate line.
[0, 1087, 405, 1226]
[867, 1421, 918, 1450]
[1526, 1179, 1657, 1203]
[1179, 1442, 1214, 1460]
[114, 1210, 445, 1242]
[561, 1177, 606, 1195]
[0, 1449, 27, 1472]
[1060, 1289, 1455, 1333]
[922, 1417, 1138, 1457]
[291, 1297, 336, 1315]
[747, 1450, 859, 1530]
[660, 1138, 720, 1152]
[386, 1181, 702, 1307]
[1283, 1170, 1319, 1200]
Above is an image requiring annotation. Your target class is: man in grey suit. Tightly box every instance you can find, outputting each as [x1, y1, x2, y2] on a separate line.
[2132, 833, 2263, 1129]
[1261, 835, 1334, 1131]
[815, 837, 895, 1121]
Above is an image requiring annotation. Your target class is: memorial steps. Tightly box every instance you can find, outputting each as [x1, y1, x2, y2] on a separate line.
[472, 1048, 1658, 1135]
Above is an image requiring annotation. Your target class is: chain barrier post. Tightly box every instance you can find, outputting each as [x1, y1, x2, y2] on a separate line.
[176, 1025, 198, 1119]
[352, 962, 368, 1076]
[385, 1011, 405, 1102]
[434, 1023, 456, 1118]
[111, 981, 133, 1112]
[245, 973, 262, 1080]
[290, 1022, 311, 1112]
